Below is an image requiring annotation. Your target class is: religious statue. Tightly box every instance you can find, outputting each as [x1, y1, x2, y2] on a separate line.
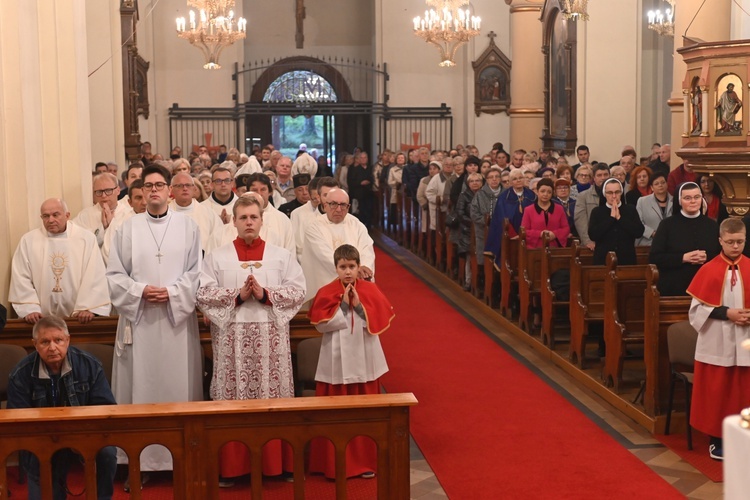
[715, 83, 742, 134]
[691, 85, 702, 135]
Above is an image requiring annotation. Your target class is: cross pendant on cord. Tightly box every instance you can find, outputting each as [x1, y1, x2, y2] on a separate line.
[156, 251, 163, 263]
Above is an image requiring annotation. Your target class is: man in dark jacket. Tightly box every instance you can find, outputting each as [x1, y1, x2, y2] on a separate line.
[7, 315, 117, 500]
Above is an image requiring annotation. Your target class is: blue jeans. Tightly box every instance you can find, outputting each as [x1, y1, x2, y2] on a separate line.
[21, 446, 117, 500]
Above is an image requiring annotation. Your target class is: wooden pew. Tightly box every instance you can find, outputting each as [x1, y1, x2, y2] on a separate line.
[434, 197, 446, 271]
[602, 253, 650, 391]
[1, 313, 321, 354]
[517, 227, 544, 332]
[482, 215, 495, 306]
[400, 189, 411, 248]
[569, 246, 649, 368]
[568, 242, 601, 368]
[540, 235, 575, 348]
[0, 394, 417, 500]
[643, 265, 692, 417]
[499, 219, 519, 318]
[410, 196, 420, 252]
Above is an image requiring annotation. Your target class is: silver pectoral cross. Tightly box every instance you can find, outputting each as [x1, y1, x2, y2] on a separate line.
[156, 251, 164, 263]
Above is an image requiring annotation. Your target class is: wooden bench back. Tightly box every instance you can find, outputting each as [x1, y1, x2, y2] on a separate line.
[0, 394, 417, 500]
[604, 253, 649, 337]
[643, 265, 692, 417]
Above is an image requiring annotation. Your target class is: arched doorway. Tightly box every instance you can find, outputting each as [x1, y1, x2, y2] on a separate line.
[244, 56, 371, 165]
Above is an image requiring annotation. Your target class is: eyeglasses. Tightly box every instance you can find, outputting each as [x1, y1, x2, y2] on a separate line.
[604, 190, 622, 196]
[327, 202, 350, 210]
[172, 183, 193, 190]
[213, 178, 234, 185]
[94, 187, 117, 197]
[143, 182, 168, 191]
[721, 239, 746, 247]
[681, 195, 703, 202]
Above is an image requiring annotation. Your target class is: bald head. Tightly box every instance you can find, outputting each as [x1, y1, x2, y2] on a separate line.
[326, 188, 350, 224]
[40, 198, 70, 234]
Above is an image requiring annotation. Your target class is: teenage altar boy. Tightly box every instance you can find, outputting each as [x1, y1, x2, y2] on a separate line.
[307, 244, 395, 479]
[687, 217, 750, 461]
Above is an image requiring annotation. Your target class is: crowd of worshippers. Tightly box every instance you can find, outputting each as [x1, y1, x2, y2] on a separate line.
[394, 141, 749, 464]
[4, 142, 398, 495]
[4, 138, 747, 492]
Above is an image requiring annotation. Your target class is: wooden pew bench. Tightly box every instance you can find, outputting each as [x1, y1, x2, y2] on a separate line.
[1, 313, 321, 354]
[0, 394, 417, 500]
[602, 253, 650, 391]
[643, 265, 692, 418]
[499, 219, 519, 318]
[517, 227, 544, 332]
[540, 237, 576, 349]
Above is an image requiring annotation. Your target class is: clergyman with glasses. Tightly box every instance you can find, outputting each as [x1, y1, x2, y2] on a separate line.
[201, 166, 237, 224]
[106, 164, 204, 477]
[300, 187, 375, 302]
[72, 172, 122, 247]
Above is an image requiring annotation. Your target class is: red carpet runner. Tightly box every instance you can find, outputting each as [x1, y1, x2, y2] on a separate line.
[375, 248, 683, 499]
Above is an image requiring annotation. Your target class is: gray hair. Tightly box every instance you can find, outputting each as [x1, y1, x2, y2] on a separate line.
[32, 315, 69, 340]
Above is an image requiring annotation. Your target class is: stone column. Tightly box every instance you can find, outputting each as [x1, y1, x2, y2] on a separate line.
[506, 0, 545, 152]
[0, 0, 93, 304]
[669, 0, 731, 165]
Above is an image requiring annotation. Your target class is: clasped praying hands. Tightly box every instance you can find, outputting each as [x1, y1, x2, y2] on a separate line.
[142, 285, 169, 303]
[240, 275, 265, 302]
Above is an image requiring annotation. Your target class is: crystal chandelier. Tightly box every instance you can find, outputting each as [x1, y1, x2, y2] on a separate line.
[647, 0, 675, 37]
[413, 0, 481, 68]
[176, 0, 247, 70]
[561, 0, 589, 21]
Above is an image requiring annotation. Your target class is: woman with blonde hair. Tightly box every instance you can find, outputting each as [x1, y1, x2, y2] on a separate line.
[192, 177, 208, 202]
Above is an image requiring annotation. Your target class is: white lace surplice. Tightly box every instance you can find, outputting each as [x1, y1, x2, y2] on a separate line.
[198, 242, 306, 400]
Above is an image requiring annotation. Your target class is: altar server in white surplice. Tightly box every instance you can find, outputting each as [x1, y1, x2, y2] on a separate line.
[102, 179, 147, 265]
[106, 165, 203, 472]
[10, 198, 111, 324]
[169, 172, 222, 252]
[205, 173, 296, 254]
[197, 195, 306, 479]
[301, 188, 375, 301]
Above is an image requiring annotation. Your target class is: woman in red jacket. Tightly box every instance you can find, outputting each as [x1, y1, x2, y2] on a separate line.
[521, 178, 571, 249]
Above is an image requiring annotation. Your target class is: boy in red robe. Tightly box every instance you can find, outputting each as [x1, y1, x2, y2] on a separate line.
[687, 217, 750, 460]
[308, 244, 395, 478]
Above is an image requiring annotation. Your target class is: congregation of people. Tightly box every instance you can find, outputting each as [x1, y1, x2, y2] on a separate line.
[4, 142, 393, 497]
[4, 137, 750, 497]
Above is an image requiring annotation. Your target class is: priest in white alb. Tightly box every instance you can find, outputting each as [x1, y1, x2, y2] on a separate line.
[201, 167, 237, 224]
[301, 188, 375, 301]
[106, 165, 203, 473]
[291, 176, 334, 261]
[198, 194, 306, 482]
[72, 172, 123, 247]
[169, 172, 222, 252]
[205, 173, 296, 254]
[10, 198, 111, 324]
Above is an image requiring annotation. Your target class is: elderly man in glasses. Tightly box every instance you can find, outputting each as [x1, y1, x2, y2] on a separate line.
[10, 198, 111, 324]
[72, 172, 122, 247]
[300, 188, 375, 302]
[169, 172, 223, 252]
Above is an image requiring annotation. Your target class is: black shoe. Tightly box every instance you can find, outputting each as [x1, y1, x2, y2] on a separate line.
[709, 443, 723, 461]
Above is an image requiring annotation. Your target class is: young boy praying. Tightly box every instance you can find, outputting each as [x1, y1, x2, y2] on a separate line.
[307, 244, 395, 479]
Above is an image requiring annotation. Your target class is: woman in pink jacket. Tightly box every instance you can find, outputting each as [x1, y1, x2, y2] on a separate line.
[521, 177, 571, 249]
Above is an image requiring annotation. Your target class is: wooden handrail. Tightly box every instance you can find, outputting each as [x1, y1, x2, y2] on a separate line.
[0, 393, 417, 500]
[1, 313, 320, 352]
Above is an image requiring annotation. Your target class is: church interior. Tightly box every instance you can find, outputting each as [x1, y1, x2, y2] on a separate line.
[3, 0, 750, 498]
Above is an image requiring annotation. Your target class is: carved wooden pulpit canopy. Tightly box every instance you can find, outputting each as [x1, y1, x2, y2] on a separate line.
[677, 38, 750, 216]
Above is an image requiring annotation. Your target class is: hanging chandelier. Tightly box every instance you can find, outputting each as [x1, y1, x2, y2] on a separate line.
[413, 0, 481, 68]
[176, 0, 247, 70]
[647, 0, 675, 37]
[561, 0, 589, 21]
